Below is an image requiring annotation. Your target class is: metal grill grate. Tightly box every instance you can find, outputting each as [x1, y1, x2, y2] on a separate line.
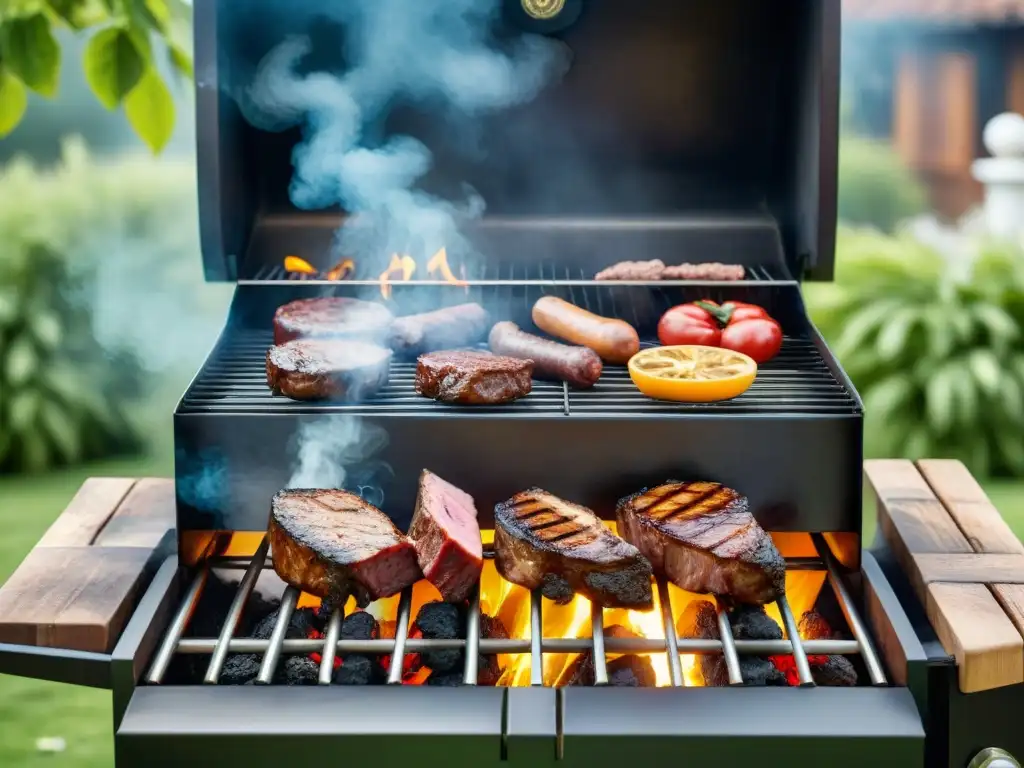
[145, 535, 886, 688]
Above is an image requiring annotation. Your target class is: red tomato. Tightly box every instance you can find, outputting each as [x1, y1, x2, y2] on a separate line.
[658, 305, 722, 347]
[723, 303, 773, 323]
[719, 318, 783, 363]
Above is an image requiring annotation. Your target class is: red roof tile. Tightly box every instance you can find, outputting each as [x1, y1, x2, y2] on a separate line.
[845, 0, 1024, 23]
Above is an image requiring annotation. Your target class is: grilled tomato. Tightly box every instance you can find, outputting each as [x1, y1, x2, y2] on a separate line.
[658, 301, 783, 363]
[627, 345, 757, 402]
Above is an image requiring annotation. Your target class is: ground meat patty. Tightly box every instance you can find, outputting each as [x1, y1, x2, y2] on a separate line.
[273, 297, 394, 345]
[660, 262, 746, 280]
[415, 350, 533, 404]
[266, 339, 392, 401]
[594, 260, 666, 281]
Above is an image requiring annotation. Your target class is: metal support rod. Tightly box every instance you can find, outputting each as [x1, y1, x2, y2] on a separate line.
[174, 636, 862, 656]
[777, 594, 815, 687]
[529, 589, 544, 686]
[386, 587, 413, 685]
[656, 578, 684, 687]
[255, 586, 300, 684]
[463, 588, 481, 686]
[146, 567, 209, 684]
[590, 600, 608, 686]
[203, 537, 269, 684]
[318, 608, 342, 685]
[812, 534, 888, 685]
[716, 605, 745, 686]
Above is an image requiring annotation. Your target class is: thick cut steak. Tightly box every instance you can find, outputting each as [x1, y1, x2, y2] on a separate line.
[266, 339, 391, 401]
[273, 297, 394, 345]
[416, 350, 533, 404]
[390, 303, 491, 356]
[616, 481, 785, 605]
[269, 489, 421, 606]
[494, 488, 653, 610]
[408, 470, 483, 603]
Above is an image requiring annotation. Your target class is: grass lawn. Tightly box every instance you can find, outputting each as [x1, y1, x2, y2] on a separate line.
[1, 456, 1023, 767]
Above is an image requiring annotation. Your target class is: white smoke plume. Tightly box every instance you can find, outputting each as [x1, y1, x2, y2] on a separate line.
[286, 416, 391, 501]
[240, 0, 570, 262]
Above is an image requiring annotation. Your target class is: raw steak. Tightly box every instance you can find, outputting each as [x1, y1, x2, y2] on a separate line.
[273, 297, 394, 345]
[616, 481, 785, 605]
[266, 339, 391, 400]
[408, 470, 483, 603]
[269, 489, 421, 607]
[390, 303, 491, 356]
[415, 350, 533, 404]
[494, 488, 653, 610]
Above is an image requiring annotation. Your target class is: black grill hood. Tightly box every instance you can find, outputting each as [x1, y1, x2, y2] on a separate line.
[193, 0, 840, 282]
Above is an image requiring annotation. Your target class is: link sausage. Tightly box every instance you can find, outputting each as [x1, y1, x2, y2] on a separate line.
[531, 296, 640, 365]
[488, 321, 603, 389]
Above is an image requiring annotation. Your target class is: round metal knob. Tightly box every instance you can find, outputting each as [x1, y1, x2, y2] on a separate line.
[969, 748, 1021, 768]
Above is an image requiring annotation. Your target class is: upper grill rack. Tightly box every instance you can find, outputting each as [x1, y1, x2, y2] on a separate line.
[146, 535, 887, 688]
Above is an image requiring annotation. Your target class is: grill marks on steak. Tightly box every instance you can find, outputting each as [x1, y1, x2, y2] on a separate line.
[416, 350, 533, 404]
[616, 481, 785, 605]
[494, 489, 653, 610]
[273, 297, 394, 345]
[266, 340, 392, 401]
[390, 303, 491, 356]
[408, 470, 483, 603]
[269, 489, 421, 607]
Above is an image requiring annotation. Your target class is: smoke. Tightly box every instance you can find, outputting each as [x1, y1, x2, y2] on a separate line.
[287, 415, 391, 502]
[240, 0, 570, 263]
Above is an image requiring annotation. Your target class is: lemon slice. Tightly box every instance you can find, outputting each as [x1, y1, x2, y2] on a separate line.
[627, 345, 757, 402]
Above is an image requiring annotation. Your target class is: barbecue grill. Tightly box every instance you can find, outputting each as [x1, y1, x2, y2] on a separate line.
[4, 1, 1024, 766]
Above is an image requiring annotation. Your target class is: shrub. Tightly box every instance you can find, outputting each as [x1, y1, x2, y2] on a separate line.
[806, 226, 1024, 477]
[837, 135, 928, 233]
[0, 138, 225, 473]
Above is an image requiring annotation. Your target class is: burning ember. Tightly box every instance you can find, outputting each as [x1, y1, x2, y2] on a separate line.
[378, 247, 469, 299]
[282, 255, 355, 280]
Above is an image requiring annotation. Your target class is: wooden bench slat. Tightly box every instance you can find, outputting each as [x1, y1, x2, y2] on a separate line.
[93, 479, 175, 549]
[914, 553, 1024, 587]
[36, 478, 137, 548]
[917, 459, 1024, 555]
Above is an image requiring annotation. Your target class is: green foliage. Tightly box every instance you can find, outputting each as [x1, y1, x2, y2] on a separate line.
[837, 135, 929, 233]
[0, 138, 215, 474]
[0, 0, 191, 152]
[807, 227, 1024, 477]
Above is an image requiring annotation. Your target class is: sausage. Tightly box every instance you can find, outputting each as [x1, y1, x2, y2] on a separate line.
[488, 321, 603, 389]
[531, 296, 640, 365]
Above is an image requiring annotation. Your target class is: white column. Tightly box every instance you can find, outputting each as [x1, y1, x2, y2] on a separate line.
[972, 112, 1024, 240]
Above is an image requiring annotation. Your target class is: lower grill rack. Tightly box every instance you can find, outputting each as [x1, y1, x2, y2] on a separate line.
[145, 534, 887, 688]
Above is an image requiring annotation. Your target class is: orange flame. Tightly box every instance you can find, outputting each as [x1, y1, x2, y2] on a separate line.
[379, 254, 417, 300]
[426, 247, 469, 291]
[326, 258, 355, 281]
[284, 255, 317, 274]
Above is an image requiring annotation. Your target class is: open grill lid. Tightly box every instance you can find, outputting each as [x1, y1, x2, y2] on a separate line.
[193, 0, 840, 283]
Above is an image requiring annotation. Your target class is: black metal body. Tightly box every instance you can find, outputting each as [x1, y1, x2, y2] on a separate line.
[193, 0, 840, 281]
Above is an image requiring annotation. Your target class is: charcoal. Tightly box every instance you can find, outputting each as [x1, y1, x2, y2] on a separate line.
[250, 607, 319, 640]
[281, 656, 319, 685]
[415, 601, 463, 672]
[678, 600, 787, 687]
[561, 626, 643, 687]
[812, 656, 858, 687]
[341, 610, 379, 640]
[187, 575, 279, 639]
[220, 654, 261, 685]
[478, 614, 509, 686]
[333, 655, 384, 686]
[606, 655, 656, 687]
[426, 670, 464, 687]
[729, 605, 783, 641]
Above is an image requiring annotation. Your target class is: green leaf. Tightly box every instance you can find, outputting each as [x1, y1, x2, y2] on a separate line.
[951, 370, 980, 430]
[925, 367, 957, 435]
[4, 337, 37, 386]
[999, 371, 1024, 422]
[135, 0, 170, 31]
[83, 26, 146, 110]
[971, 303, 1020, 351]
[968, 349, 1002, 396]
[0, 13, 61, 97]
[29, 310, 61, 350]
[46, 0, 109, 29]
[168, 40, 192, 78]
[0, 64, 27, 137]
[875, 306, 919, 362]
[8, 390, 39, 431]
[124, 66, 174, 152]
[902, 425, 932, 462]
[863, 374, 914, 422]
[833, 300, 899, 361]
[20, 428, 49, 473]
[40, 399, 80, 464]
[920, 306, 957, 361]
[994, 430, 1024, 475]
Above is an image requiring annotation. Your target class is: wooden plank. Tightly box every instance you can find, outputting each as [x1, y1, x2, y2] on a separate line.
[864, 570, 908, 687]
[926, 582, 1024, 693]
[93, 478, 175, 549]
[913, 554, 1024, 589]
[916, 459, 1024, 555]
[0, 547, 155, 653]
[992, 584, 1024, 639]
[36, 478, 137, 548]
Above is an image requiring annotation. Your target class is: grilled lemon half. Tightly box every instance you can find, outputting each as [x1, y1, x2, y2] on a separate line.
[627, 345, 757, 402]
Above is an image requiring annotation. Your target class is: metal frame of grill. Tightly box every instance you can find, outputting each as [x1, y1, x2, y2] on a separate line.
[145, 533, 886, 688]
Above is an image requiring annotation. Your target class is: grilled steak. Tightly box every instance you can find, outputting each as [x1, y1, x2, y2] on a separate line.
[416, 350, 533, 404]
[616, 481, 785, 605]
[273, 297, 394, 345]
[494, 488, 653, 610]
[408, 470, 483, 603]
[678, 600, 787, 687]
[266, 339, 391, 401]
[269, 489, 421, 607]
[390, 303, 491, 356]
